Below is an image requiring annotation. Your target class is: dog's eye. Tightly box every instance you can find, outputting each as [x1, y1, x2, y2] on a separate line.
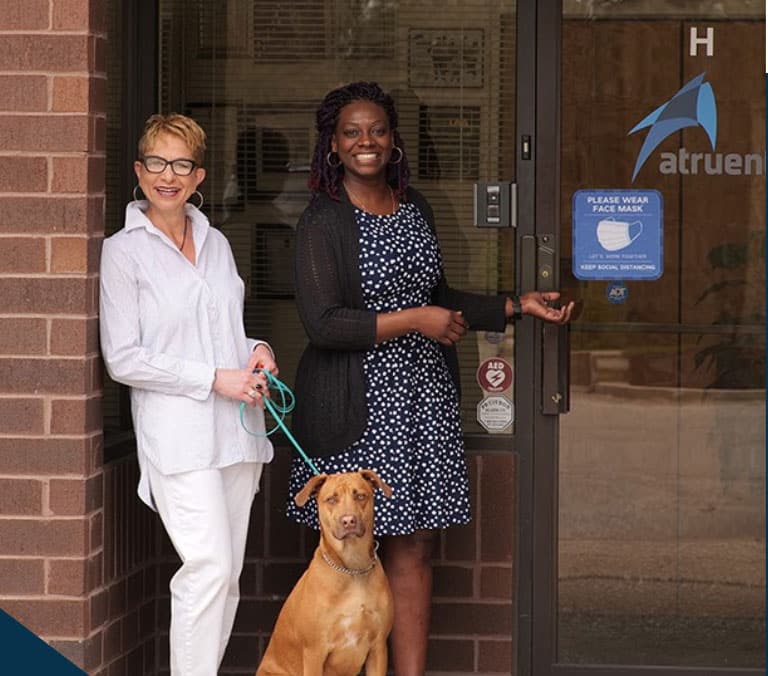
[325, 495, 339, 505]
[354, 493, 367, 502]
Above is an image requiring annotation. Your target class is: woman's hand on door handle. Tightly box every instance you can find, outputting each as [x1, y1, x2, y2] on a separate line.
[508, 291, 577, 324]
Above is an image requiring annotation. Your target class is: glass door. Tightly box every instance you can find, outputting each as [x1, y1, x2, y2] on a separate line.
[536, 1, 766, 674]
[154, 2, 526, 673]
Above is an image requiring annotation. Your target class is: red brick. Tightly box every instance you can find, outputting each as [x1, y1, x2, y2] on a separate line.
[48, 555, 101, 596]
[0, 518, 88, 556]
[0, 358, 90, 395]
[430, 602, 513, 635]
[480, 565, 513, 598]
[0, 76, 48, 112]
[426, 638, 474, 672]
[0, 35, 90, 71]
[89, 550, 103, 589]
[0, 116, 90, 153]
[89, 353, 103, 391]
[478, 639, 513, 673]
[90, 78, 106, 115]
[102, 617, 121, 662]
[0, 398, 44, 434]
[90, 510, 103, 556]
[480, 454, 515, 561]
[0, 558, 45, 594]
[48, 474, 103, 515]
[122, 609, 140, 653]
[433, 564, 474, 598]
[52, 156, 105, 194]
[52, 76, 98, 113]
[52, 0, 92, 31]
[50, 317, 99, 356]
[0, 157, 47, 191]
[90, 588, 108, 628]
[91, 36, 107, 75]
[0, 478, 43, 515]
[51, 396, 102, 435]
[51, 236, 89, 273]
[0, 437, 94, 475]
[2, 599, 87, 637]
[0, 278, 91, 313]
[0, 318, 47, 355]
[0, 237, 46, 273]
[48, 558, 87, 596]
[0, 0, 49, 30]
[0, 196, 101, 234]
[91, 115, 107, 152]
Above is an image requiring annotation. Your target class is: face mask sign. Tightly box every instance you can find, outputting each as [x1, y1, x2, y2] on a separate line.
[596, 218, 643, 252]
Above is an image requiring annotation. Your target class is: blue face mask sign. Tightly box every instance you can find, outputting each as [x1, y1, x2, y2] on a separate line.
[572, 189, 663, 280]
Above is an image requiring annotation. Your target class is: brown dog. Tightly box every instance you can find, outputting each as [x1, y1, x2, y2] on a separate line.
[256, 469, 394, 676]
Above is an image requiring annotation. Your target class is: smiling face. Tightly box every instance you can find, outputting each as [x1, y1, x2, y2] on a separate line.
[331, 100, 394, 184]
[134, 132, 206, 218]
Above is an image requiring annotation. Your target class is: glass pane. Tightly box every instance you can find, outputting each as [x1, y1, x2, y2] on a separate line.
[157, 0, 518, 436]
[559, 1, 765, 668]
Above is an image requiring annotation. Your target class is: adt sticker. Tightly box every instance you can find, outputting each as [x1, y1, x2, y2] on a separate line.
[572, 189, 663, 280]
[606, 281, 629, 304]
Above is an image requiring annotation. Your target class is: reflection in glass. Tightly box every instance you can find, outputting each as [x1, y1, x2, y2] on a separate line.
[558, 3, 765, 668]
[158, 0, 519, 435]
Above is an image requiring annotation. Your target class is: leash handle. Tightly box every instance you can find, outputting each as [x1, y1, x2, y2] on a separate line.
[239, 369, 321, 475]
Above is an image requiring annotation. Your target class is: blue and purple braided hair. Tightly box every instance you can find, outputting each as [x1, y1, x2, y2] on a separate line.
[308, 81, 410, 201]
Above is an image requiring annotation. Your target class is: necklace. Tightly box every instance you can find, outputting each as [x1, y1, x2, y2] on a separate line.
[177, 216, 188, 251]
[344, 184, 397, 215]
[320, 540, 380, 576]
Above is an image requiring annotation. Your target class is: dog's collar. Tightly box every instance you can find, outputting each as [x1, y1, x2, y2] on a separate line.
[321, 540, 379, 576]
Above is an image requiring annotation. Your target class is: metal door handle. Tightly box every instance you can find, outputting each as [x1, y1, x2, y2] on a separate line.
[542, 321, 570, 415]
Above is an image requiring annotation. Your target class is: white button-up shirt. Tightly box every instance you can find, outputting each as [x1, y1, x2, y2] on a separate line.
[100, 201, 274, 508]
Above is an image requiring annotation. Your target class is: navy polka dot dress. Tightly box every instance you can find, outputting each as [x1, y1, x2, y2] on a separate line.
[286, 201, 471, 536]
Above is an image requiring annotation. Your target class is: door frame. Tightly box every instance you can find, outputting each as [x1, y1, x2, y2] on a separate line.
[517, 2, 765, 675]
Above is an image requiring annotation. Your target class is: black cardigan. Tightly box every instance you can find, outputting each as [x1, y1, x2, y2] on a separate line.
[292, 185, 507, 457]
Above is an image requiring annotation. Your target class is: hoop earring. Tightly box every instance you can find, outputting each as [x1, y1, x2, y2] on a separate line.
[389, 146, 404, 165]
[189, 190, 204, 209]
[132, 185, 144, 201]
[326, 151, 341, 168]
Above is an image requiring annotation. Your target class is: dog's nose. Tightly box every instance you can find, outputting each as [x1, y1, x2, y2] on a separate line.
[341, 514, 357, 531]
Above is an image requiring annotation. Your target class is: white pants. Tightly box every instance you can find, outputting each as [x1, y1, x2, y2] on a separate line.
[147, 460, 263, 676]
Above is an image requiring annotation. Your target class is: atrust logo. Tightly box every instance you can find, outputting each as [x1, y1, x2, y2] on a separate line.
[628, 72, 716, 181]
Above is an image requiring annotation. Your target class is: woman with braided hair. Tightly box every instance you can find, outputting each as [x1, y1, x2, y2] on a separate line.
[286, 82, 573, 674]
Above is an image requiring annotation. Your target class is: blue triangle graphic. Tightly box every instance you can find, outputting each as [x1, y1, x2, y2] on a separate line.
[0, 609, 87, 675]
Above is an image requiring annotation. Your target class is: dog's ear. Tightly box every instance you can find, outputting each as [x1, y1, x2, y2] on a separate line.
[358, 469, 393, 498]
[294, 473, 328, 506]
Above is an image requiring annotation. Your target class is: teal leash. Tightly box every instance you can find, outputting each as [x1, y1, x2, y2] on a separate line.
[239, 369, 321, 475]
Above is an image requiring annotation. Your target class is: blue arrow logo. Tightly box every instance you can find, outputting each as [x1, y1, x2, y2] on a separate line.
[628, 72, 717, 181]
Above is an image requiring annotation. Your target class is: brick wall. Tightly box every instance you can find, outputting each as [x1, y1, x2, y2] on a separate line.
[0, 2, 157, 673]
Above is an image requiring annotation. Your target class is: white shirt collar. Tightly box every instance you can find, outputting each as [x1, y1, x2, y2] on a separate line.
[124, 200, 211, 250]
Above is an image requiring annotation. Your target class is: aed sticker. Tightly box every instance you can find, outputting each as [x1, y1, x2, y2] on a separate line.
[476, 358, 513, 393]
[606, 280, 629, 304]
[477, 395, 514, 433]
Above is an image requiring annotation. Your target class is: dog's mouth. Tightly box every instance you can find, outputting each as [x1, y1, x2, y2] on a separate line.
[333, 525, 366, 540]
